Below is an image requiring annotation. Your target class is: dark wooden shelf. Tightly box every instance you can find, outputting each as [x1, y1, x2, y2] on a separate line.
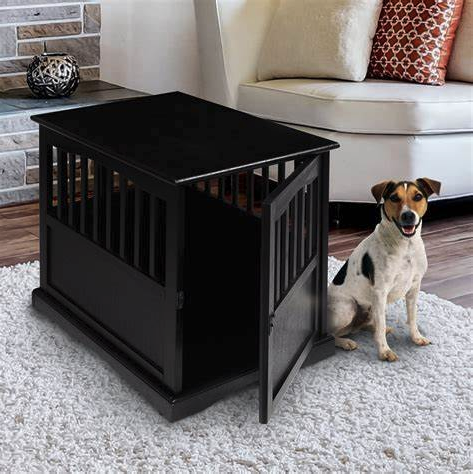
[0, 80, 147, 114]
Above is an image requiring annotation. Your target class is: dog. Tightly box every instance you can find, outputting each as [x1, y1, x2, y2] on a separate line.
[328, 178, 441, 362]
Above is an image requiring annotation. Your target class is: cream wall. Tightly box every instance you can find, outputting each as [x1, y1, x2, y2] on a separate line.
[100, 0, 201, 96]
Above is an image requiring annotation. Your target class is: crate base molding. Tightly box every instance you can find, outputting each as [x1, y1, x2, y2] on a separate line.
[31, 92, 339, 423]
[32, 288, 335, 422]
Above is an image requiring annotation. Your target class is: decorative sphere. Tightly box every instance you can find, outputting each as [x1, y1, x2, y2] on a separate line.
[27, 52, 80, 99]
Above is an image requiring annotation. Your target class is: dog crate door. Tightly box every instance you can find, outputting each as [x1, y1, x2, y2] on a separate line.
[259, 156, 321, 423]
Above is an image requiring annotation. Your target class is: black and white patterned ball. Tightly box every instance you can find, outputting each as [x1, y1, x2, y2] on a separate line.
[27, 53, 80, 99]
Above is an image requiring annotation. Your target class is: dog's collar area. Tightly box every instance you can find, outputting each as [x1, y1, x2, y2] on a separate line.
[393, 218, 421, 238]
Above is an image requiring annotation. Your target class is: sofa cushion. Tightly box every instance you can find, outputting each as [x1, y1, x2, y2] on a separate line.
[448, 0, 473, 82]
[238, 78, 473, 134]
[257, 0, 382, 83]
[368, 0, 464, 86]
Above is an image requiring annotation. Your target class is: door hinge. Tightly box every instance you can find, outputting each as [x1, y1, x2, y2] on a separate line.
[176, 291, 184, 310]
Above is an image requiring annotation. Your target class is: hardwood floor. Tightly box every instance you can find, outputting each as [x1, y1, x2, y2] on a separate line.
[0, 202, 40, 268]
[1, 202, 472, 307]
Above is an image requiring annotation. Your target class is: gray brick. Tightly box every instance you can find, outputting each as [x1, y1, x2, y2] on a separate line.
[84, 4, 101, 34]
[0, 132, 38, 153]
[0, 5, 81, 24]
[18, 36, 100, 66]
[0, 151, 25, 189]
[0, 74, 27, 91]
[25, 166, 38, 184]
[0, 184, 38, 206]
[26, 149, 39, 166]
[16, 42, 43, 57]
[27, 148, 57, 167]
[43, 36, 100, 66]
[0, 26, 16, 58]
[79, 66, 99, 81]
[0, 58, 31, 75]
[0, 114, 38, 134]
[17, 21, 82, 40]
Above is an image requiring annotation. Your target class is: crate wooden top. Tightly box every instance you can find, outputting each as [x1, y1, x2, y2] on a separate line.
[32, 92, 339, 184]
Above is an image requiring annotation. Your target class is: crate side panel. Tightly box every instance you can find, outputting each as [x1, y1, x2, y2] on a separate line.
[47, 222, 166, 372]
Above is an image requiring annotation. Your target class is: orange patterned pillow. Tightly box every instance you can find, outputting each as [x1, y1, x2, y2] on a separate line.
[369, 0, 464, 85]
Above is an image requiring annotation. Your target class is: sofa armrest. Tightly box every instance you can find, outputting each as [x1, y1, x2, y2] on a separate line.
[194, 0, 279, 108]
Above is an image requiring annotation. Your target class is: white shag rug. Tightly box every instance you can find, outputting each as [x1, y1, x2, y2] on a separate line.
[0, 259, 471, 472]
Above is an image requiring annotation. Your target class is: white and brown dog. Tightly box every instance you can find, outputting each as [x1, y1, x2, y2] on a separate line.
[328, 178, 441, 362]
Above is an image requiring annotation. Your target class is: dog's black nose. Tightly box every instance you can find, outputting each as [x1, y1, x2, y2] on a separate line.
[401, 210, 416, 225]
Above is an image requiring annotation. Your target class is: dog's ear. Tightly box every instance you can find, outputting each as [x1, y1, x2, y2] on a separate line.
[371, 180, 395, 204]
[416, 178, 441, 197]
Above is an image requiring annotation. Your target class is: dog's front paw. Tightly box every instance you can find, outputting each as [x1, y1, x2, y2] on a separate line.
[335, 337, 358, 351]
[413, 336, 430, 346]
[379, 349, 399, 362]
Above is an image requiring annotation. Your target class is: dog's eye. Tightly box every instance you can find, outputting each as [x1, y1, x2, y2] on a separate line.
[389, 194, 401, 202]
[413, 193, 423, 202]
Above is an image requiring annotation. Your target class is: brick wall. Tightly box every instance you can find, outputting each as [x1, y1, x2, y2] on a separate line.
[0, 1, 101, 91]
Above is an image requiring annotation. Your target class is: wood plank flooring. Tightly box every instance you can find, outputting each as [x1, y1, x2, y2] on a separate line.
[1, 202, 472, 307]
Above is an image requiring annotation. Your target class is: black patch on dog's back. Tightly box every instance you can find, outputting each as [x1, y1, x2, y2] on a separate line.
[333, 259, 349, 285]
[361, 253, 375, 285]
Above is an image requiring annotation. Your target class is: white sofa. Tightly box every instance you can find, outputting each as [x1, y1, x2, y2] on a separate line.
[194, 0, 473, 203]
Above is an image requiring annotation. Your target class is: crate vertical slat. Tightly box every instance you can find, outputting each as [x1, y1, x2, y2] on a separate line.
[105, 169, 113, 251]
[57, 150, 68, 222]
[46, 147, 54, 216]
[134, 187, 143, 269]
[93, 161, 100, 243]
[232, 174, 238, 206]
[278, 162, 285, 184]
[80, 157, 88, 235]
[246, 170, 254, 213]
[311, 180, 318, 256]
[218, 177, 224, 200]
[288, 198, 296, 281]
[305, 182, 313, 259]
[291, 196, 299, 280]
[119, 176, 128, 260]
[297, 188, 305, 270]
[68, 153, 76, 227]
[274, 219, 281, 304]
[157, 199, 166, 285]
[149, 195, 157, 279]
[262, 166, 270, 199]
[280, 211, 289, 293]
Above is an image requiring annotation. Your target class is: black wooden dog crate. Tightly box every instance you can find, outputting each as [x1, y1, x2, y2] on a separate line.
[31, 92, 339, 423]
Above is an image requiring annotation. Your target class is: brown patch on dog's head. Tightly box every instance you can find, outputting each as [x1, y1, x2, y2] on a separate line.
[371, 178, 441, 237]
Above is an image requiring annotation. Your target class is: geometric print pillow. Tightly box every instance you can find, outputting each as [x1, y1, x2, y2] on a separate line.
[368, 0, 464, 85]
